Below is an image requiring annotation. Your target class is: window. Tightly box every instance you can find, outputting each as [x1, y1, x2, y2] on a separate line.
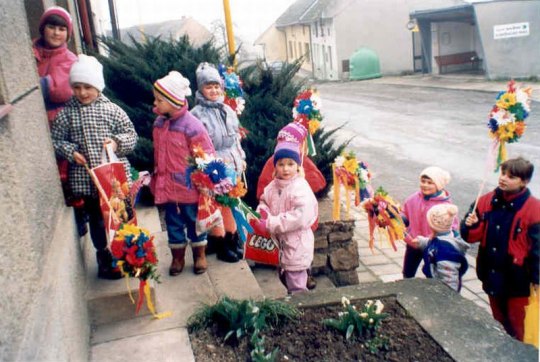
[289, 41, 294, 59]
[305, 42, 310, 63]
[315, 23, 318, 37]
[320, 21, 324, 37]
[328, 46, 333, 70]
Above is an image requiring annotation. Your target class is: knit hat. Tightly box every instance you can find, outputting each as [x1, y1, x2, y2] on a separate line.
[196, 62, 222, 91]
[420, 166, 451, 191]
[273, 122, 308, 166]
[154, 71, 192, 108]
[427, 204, 458, 233]
[70, 54, 105, 92]
[39, 6, 73, 39]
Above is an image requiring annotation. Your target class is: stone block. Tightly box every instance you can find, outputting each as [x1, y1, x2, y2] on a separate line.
[311, 253, 328, 275]
[328, 243, 359, 271]
[328, 230, 354, 244]
[314, 234, 328, 250]
[330, 270, 359, 286]
[314, 222, 332, 235]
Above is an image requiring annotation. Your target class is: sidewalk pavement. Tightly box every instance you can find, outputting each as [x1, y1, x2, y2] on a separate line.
[363, 73, 540, 102]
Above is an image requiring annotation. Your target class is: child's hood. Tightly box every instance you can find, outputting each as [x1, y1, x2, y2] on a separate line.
[438, 233, 470, 253]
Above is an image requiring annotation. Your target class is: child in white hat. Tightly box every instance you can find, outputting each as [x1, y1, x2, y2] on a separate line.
[412, 204, 469, 292]
[401, 166, 457, 278]
[150, 70, 216, 276]
[51, 54, 138, 280]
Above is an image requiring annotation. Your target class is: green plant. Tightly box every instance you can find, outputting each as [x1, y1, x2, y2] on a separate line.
[323, 297, 388, 341]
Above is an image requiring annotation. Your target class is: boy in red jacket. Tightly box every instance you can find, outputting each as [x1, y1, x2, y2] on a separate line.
[461, 157, 539, 341]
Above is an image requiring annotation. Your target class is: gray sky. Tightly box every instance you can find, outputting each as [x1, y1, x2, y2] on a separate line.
[101, 0, 297, 42]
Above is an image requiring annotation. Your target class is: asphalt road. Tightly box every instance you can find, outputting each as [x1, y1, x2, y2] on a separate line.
[315, 81, 540, 218]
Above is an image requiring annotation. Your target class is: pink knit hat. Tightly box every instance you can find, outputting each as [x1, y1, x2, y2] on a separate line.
[39, 6, 73, 39]
[273, 122, 308, 166]
[420, 166, 451, 191]
[427, 204, 458, 233]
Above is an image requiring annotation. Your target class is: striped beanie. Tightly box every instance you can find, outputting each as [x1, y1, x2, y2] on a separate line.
[273, 122, 308, 166]
[39, 6, 73, 39]
[154, 71, 192, 108]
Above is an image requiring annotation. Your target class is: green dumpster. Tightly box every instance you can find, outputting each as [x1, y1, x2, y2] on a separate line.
[349, 47, 381, 80]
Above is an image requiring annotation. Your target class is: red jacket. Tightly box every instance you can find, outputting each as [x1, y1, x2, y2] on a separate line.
[33, 39, 77, 124]
[461, 188, 540, 296]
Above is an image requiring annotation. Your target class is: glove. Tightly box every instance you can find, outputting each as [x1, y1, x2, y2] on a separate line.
[258, 209, 268, 220]
[249, 218, 270, 238]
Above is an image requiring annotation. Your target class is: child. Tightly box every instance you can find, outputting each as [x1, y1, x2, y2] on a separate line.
[412, 204, 469, 292]
[150, 70, 215, 276]
[191, 62, 246, 263]
[51, 55, 138, 279]
[252, 124, 318, 294]
[461, 157, 539, 341]
[401, 166, 457, 278]
[33, 6, 86, 233]
[33, 6, 77, 125]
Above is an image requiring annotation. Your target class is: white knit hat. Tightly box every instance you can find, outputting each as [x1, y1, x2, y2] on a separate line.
[420, 166, 451, 191]
[427, 204, 458, 233]
[69, 54, 105, 91]
[154, 71, 192, 108]
[196, 62, 222, 91]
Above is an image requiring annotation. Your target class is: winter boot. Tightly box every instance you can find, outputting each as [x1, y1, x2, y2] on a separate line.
[231, 232, 244, 259]
[205, 234, 220, 255]
[192, 246, 207, 274]
[169, 248, 186, 276]
[306, 269, 317, 290]
[216, 233, 239, 263]
[96, 249, 122, 280]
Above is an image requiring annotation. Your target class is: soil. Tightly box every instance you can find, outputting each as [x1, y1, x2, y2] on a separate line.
[189, 296, 454, 362]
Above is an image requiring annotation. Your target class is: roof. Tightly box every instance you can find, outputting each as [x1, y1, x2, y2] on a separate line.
[275, 0, 317, 27]
[410, 3, 475, 23]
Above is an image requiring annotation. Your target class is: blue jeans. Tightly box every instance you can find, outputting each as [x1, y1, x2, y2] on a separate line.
[164, 203, 207, 249]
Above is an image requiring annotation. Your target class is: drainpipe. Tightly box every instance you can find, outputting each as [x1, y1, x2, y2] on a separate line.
[77, 0, 95, 51]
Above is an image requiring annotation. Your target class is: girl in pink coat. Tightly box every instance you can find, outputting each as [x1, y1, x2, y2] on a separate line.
[253, 125, 318, 294]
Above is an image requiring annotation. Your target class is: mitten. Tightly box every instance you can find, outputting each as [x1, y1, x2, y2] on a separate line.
[249, 218, 270, 238]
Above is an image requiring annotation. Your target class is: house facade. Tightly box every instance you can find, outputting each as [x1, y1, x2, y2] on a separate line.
[262, 0, 539, 80]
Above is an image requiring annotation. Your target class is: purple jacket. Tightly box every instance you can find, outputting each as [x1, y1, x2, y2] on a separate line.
[151, 106, 215, 205]
[258, 175, 318, 271]
[402, 190, 458, 238]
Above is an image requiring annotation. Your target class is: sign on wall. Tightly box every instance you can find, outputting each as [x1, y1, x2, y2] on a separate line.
[493, 22, 530, 40]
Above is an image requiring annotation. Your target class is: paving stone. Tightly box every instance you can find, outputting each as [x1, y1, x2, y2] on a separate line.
[461, 267, 477, 281]
[379, 273, 403, 283]
[368, 263, 403, 276]
[357, 271, 379, 283]
[463, 279, 484, 294]
[360, 254, 392, 266]
[358, 247, 374, 257]
[459, 286, 476, 301]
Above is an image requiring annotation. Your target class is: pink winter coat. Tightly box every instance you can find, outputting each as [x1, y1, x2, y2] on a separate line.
[151, 106, 215, 205]
[258, 175, 318, 271]
[33, 39, 77, 124]
[402, 190, 458, 238]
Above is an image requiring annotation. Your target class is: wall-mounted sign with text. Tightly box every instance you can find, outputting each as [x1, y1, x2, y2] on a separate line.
[493, 22, 530, 40]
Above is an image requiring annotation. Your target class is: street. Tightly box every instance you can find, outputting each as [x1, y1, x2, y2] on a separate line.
[315, 80, 540, 217]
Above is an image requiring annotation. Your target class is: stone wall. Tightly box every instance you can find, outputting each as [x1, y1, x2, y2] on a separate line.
[311, 219, 360, 286]
[0, 1, 89, 360]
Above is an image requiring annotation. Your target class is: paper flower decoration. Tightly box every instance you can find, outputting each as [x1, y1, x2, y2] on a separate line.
[362, 186, 405, 252]
[332, 151, 374, 221]
[219, 64, 246, 116]
[487, 80, 532, 171]
[111, 224, 168, 318]
[186, 146, 256, 241]
[292, 88, 323, 155]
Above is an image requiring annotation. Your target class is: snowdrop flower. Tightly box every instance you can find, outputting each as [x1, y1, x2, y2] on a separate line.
[341, 296, 350, 307]
[369, 318, 374, 324]
[374, 300, 384, 314]
[360, 312, 368, 318]
[364, 300, 373, 308]
[251, 306, 259, 314]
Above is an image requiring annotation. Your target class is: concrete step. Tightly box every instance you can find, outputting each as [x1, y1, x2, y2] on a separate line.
[88, 206, 265, 360]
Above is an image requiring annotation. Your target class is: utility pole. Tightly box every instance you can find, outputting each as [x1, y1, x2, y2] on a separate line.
[108, 0, 121, 40]
[222, 0, 236, 67]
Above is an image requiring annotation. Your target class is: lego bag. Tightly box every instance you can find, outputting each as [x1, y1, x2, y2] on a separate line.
[87, 144, 136, 241]
[244, 232, 279, 266]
